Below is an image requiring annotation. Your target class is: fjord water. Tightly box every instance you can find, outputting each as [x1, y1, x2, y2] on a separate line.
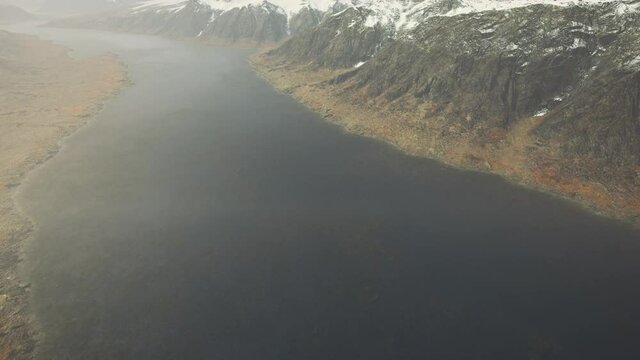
[12, 26, 640, 359]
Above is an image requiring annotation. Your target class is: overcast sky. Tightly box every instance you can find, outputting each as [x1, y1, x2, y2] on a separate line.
[1, 0, 122, 14]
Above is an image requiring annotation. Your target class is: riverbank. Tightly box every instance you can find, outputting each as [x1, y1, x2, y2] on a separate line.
[251, 53, 640, 226]
[0, 30, 126, 359]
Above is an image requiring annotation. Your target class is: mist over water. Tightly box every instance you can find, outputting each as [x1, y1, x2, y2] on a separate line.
[11, 25, 640, 360]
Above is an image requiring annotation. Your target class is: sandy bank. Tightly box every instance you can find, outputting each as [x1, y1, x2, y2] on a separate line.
[0, 30, 126, 359]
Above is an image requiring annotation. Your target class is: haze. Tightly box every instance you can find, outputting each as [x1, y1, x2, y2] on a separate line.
[2, 1, 640, 359]
[0, 0, 122, 13]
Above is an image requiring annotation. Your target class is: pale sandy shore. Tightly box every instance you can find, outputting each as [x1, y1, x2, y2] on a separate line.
[0, 30, 126, 359]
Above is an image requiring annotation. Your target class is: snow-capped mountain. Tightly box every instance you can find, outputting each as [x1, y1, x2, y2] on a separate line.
[51, 0, 640, 43]
[51, 0, 340, 42]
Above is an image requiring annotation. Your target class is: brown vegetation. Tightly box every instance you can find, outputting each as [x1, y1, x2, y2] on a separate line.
[252, 54, 640, 224]
[0, 30, 126, 359]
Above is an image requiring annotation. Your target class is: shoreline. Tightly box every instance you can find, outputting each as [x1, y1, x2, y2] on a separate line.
[249, 53, 640, 228]
[0, 21, 637, 358]
[0, 30, 127, 359]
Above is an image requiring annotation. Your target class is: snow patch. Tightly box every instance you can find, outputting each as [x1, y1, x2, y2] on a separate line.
[625, 55, 640, 69]
[615, 1, 640, 15]
[132, 0, 189, 12]
[534, 108, 548, 117]
[569, 37, 587, 49]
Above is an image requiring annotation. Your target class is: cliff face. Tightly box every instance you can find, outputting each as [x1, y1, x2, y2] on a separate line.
[349, 4, 640, 169]
[199, 2, 287, 43]
[257, 0, 640, 221]
[272, 7, 388, 68]
[288, 6, 324, 35]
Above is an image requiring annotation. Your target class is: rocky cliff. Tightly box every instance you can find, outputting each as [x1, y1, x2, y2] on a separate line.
[255, 0, 640, 222]
[200, 2, 287, 43]
[273, 6, 388, 68]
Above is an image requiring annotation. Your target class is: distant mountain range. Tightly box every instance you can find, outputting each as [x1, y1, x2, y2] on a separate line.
[49, 0, 340, 42]
[47, 0, 640, 42]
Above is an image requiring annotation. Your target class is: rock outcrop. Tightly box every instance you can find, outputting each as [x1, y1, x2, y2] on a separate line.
[272, 6, 388, 68]
[200, 2, 287, 43]
[288, 6, 324, 35]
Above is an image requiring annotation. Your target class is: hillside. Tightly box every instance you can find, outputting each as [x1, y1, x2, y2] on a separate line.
[254, 0, 640, 222]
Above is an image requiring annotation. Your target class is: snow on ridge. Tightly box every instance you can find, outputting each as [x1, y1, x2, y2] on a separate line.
[449, 0, 624, 16]
[204, 0, 339, 14]
[132, 0, 342, 15]
[132, 0, 189, 12]
[360, 0, 633, 31]
[130, 0, 639, 28]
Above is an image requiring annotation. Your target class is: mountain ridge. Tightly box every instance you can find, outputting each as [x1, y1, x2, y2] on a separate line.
[49, 0, 640, 44]
[254, 0, 640, 222]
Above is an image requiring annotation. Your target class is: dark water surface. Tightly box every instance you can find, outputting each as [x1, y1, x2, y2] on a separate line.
[10, 26, 640, 359]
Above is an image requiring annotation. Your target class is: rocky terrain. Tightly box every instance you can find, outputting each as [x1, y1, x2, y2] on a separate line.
[253, 0, 640, 223]
[0, 30, 126, 359]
